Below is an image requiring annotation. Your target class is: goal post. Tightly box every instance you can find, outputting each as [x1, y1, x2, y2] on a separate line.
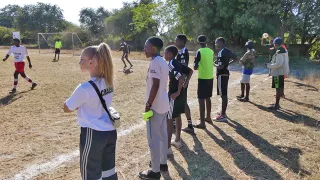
[38, 32, 83, 56]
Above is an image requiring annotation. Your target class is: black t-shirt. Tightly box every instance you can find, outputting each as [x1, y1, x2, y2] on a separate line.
[119, 42, 130, 53]
[215, 48, 237, 75]
[176, 47, 189, 67]
[168, 59, 191, 94]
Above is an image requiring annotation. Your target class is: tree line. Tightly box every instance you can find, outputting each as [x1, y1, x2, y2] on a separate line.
[0, 0, 319, 57]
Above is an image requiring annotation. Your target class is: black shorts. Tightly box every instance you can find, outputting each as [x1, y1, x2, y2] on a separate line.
[272, 75, 284, 89]
[55, 48, 60, 54]
[198, 79, 213, 99]
[122, 52, 128, 58]
[80, 127, 118, 180]
[217, 75, 229, 96]
[168, 89, 187, 119]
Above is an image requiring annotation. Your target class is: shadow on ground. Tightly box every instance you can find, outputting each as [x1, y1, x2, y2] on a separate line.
[226, 119, 311, 177]
[249, 101, 320, 128]
[0, 90, 31, 106]
[205, 124, 283, 179]
[167, 135, 233, 180]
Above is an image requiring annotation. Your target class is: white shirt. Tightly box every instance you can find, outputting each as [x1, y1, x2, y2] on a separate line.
[66, 77, 115, 131]
[146, 56, 170, 114]
[7, 46, 29, 62]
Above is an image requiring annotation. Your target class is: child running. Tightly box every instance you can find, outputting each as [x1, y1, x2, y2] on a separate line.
[165, 45, 193, 152]
[214, 37, 239, 122]
[237, 40, 256, 102]
[139, 37, 169, 180]
[193, 35, 214, 129]
[3, 38, 37, 94]
[119, 38, 133, 69]
[64, 43, 118, 180]
[175, 34, 194, 133]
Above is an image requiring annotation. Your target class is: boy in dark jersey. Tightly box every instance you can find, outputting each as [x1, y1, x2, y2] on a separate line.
[175, 34, 194, 133]
[119, 38, 133, 69]
[214, 37, 239, 122]
[193, 35, 214, 129]
[165, 45, 193, 150]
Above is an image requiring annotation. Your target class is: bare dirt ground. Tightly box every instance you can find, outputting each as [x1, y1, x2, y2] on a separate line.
[0, 49, 319, 180]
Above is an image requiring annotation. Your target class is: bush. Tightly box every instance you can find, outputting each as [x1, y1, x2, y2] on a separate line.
[309, 42, 320, 60]
[0, 26, 16, 45]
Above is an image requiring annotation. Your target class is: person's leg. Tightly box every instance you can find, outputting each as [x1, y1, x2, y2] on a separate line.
[101, 130, 118, 180]
[216, 76, 228, 122]
[20, 72, 37, 89]
[167, 118, 173, 150]
[13, 71, 19, 90]
[174, 116, 182, 142]
[240, 83, 245, 97]
[221, 95, 228, 116]
[121, 54, 127, 68]
[159, 114, 168, 165]
[80, 127, 105, 180]
[54, 53, 56, 60]
[57, 52, 60, 61]
[196, 98, 206, 128]
[275, 88, 282, 108]
[125, 55, 133, 68]
[205, 98, 212, 122]
[245, 83, 250, 100]
[182, 88, 194, 133]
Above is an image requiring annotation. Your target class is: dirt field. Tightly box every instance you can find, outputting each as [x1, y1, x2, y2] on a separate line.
[0, 49, 319, 180]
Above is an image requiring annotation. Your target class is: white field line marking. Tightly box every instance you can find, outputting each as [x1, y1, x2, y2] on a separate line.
[11, 122, 146, 180]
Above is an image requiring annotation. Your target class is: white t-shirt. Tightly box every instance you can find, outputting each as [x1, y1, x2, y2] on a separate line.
[7, 46, 29, 62]
[65, 77, 115, 131]
[146, 56, 170, 114]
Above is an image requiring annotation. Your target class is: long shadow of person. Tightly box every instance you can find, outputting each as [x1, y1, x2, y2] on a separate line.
[169, 135, 233, 180]
[227, 119, 311, 177]
[285, 98, 320, 112]
[0, 90, 31, 106]
[205, 124, 283, 179]
[249, 101, 320, 128]
[285, 79, 318, 92]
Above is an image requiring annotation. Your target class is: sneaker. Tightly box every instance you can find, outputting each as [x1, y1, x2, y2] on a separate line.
[31, 83, 37, 90]
[238, 97, 249, 102]
[9, 88, 16, 94]
[215, 115, 227, 122]
[149, 162, 168, 172]
[172, 140, 183, 149]
[139, 170, 161, 180]
[182, 126, 194, 134]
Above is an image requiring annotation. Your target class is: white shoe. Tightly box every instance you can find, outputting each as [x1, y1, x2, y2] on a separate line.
[171, 141, 183, 149]
[167, 147, 173, 155]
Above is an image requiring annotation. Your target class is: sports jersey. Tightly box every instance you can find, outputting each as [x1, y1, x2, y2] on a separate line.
[176, 47, 189, 67]
[194, 47, 214, 79]
[240, 49, 256, 75]
[55, 41, 62, 49]
[7, 45, 28, 62]
[215, 48, 237, 76]
[168, 59, 191, 94]
[119, 42, 130, 54]
[65, 77, 115, 131]
[146, 56, 170, 114]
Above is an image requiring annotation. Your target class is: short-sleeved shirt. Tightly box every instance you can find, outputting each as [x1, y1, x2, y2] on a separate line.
[7, 45, 28, 62]
[55, 41, 62, 49]
[168, 59, 191, 94]
[120, 42, 130, 53]
[241, 49, 256, 70]
[215, 48, 237, 76]
[146, 56, 170, 114]
[65, 77, 115, 131]
[176, 47, 189, 67]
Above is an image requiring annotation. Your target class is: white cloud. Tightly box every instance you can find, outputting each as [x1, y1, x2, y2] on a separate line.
[0, 0, 135, 25]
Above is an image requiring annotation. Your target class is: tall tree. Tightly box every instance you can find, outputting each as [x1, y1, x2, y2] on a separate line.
[79, 7, 110, 36]
[0, 5, 20, 28]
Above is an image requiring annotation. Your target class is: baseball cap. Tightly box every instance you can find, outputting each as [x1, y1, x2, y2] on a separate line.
[273, 37, 283, 45]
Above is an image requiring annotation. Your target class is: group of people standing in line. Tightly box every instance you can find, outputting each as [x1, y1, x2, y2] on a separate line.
[61, 34, 289, 180]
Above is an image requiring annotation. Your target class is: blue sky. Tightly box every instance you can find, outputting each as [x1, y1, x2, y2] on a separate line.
[0, 0, 136, 25]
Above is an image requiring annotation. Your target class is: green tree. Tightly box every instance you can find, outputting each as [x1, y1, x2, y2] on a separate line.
[79, 7, 110, 36]
[0, 5, 20, 28]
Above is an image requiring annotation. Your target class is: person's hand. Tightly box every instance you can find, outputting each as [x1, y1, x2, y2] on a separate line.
[145, 105, 151, 112]
[3, 58, 7, 62]
[183, 80, 189, 88]
[170, 92, 180, 100]
[29, 64, 32, 69]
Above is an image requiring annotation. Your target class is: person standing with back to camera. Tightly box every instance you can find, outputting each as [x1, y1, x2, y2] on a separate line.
[64, 43, 118, 180]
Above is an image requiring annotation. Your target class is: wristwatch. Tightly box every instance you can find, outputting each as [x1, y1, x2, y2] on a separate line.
[146, 102, 152, 107]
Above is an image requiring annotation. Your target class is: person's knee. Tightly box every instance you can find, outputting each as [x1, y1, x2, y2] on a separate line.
[20, 72, 27, 78]
[14, 72, 19, 78]
[221, 95, 228, 102]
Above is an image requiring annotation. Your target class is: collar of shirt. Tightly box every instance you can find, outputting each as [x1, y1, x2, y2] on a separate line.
[151, 54, 161, 60]
[179, 47, 186, 54]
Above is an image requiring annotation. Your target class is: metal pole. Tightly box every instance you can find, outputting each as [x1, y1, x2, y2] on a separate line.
[72, 33, 75, 56]
[38, 33, 40, 54]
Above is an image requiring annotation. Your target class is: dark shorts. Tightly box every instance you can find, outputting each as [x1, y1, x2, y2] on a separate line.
[80, 127, 118, 180]
[122, 53, 128, 59]
[14, 62, 25, 73]
[198, 79, 213, 99]
[168, 89, 187, 119]
[55, 48, 60, 54]
[272, 75, 284, 89]
[217, 75, 229, 96]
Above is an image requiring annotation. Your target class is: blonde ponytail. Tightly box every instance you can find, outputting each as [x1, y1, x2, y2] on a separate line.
[82, 43, 114, 87]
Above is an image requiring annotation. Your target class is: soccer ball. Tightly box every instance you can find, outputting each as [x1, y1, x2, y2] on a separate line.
[263, 33, 269, 38]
